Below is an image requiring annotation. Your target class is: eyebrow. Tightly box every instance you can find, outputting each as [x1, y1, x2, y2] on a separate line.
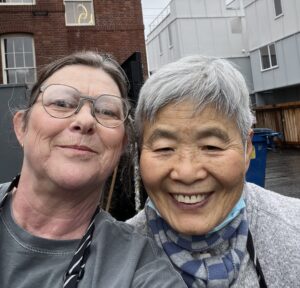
[146, 129, 178, 145]
[196, 127, 230, 143]
[145, 126, 230, 145]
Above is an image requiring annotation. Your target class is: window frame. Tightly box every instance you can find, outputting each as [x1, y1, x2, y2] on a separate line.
[259, 43, 278, 71]
[64, 0, 95, 27]
[0, 0, 35, 5]
[167, 25, 173, 49]
[1, 34, 37, 84]
[274, 0, 283, 18]
[158, 34, 163, 55]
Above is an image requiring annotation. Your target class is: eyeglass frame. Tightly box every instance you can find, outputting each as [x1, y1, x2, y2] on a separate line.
[38, 84, 131, 128]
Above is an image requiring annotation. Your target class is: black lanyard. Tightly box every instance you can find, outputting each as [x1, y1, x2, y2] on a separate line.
[247, 230, 268, 288]
[0, 175, 100, 288]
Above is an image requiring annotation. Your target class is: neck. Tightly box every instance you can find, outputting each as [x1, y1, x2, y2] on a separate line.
[11, 175, 102, 240]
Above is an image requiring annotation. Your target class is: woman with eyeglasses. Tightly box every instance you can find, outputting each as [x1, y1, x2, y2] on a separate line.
[0, 51, 186, 288]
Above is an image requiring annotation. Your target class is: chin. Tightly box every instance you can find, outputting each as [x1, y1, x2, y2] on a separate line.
[170, 222, 208, 236]
[50, 173, 94, 191]
[179, 228, 208, 236]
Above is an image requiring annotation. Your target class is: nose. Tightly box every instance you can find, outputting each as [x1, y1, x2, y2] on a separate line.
[70, 102, 96, 135]
[169, 152, 208, 184]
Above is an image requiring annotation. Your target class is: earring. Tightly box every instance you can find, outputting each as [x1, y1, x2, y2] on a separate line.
[21, 143, 24, 148]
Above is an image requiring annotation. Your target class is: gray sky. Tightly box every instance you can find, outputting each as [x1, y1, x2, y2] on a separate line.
[141, 0, 170, 37]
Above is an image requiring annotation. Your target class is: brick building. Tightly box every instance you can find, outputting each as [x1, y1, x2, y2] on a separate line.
[0, 0, 147, 219]
[0, 0, 147, 84]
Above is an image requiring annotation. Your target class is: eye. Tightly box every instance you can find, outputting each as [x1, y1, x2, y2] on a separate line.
[203, 145, 223, 151]
[46, 98, 77, 109]
[52, 99, 73, 108]
[154, 147, 174, 153]
[95, 108, 120, 119]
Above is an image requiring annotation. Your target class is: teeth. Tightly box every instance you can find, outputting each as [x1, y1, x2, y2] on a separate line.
[173, 194, 207, 204]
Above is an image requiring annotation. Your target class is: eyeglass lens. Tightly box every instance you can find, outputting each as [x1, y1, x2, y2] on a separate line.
[42, 84, 128, 128]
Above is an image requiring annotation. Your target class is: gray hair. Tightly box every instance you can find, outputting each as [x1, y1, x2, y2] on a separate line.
[135, 55, 254, 144]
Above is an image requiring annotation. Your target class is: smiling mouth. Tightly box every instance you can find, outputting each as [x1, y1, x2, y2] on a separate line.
[60, 145, 96, 153]
[172, 193, 210, 204]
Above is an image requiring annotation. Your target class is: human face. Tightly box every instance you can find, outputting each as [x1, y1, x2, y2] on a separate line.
[14, 65, 126, 192]
[140, 102, 252, 235]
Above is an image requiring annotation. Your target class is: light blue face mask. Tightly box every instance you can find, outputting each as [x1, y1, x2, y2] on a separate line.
[147, 196, 245, 235]
[209, 141, 248, 233]
[147, 199, 161, 215]
[208, 196, 245, 234]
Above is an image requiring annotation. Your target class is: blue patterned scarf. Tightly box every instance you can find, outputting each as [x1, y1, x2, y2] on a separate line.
[146, 205, 248, 288]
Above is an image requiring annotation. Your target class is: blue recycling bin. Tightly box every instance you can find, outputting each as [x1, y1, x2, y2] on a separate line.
[246, 128, 281, 187]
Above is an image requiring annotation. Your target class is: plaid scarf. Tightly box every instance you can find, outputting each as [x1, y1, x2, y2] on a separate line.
[146, 205, 248, 288]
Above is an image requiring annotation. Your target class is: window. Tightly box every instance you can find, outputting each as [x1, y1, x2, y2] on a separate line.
[168, 26, 173, 47]
[274, 0, 283, 17]
[158, 34, 163, 55]
[230, 17, 242, 34]
[64, 0, 95, 26]
[1, 35, 36, 84]
[0, 0, 34, 4]
[260, 43, 278, 70]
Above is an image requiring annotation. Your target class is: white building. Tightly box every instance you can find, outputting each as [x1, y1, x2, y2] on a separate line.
[235, 0, 300, 106]
[146, 0, 254, 92]
[145, 0, 300, 107]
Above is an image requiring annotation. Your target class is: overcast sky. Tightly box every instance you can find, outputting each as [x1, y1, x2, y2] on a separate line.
[141, 0, 170, 37]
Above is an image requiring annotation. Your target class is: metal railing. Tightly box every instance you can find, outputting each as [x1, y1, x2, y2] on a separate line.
[149, 3, 170, 33]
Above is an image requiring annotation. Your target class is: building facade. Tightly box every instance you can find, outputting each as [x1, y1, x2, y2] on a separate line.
[0, 0, 147, 84]
[238, 0, 300, 106]
[145, 0, 253, 91]
[145, 0, 300, 145]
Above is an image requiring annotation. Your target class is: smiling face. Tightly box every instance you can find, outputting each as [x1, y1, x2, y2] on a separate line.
[14, 65, 126, 193]
[140, 101, 252, 235]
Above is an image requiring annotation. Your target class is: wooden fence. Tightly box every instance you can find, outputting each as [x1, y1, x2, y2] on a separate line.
[254, 102, 300, 146]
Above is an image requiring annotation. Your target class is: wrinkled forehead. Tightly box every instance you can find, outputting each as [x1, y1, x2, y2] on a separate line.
[148, 100, 235, 123]
[43, 65, 121, 97]
[138, 100, 242, 142]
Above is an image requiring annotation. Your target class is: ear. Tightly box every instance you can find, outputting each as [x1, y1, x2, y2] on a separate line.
[245, 129, 254, 171]
[13, 111, 26, 147]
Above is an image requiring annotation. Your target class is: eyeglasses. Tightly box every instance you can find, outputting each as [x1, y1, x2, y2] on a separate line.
[39, 84, 130, 128]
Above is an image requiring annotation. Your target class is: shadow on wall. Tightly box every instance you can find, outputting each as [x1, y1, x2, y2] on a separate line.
[0, 84, 26, 182]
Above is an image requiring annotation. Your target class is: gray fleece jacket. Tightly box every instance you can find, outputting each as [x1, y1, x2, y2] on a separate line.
[127, 183, 300, 287]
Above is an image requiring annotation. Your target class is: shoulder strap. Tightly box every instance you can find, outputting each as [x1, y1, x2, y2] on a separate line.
[0, 182, 11, 198]
[0, 175, 20, 208]
[247, 230, 268, 288]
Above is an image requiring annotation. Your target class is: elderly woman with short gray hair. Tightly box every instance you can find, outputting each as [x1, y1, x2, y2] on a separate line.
[128, 55, 300, 287]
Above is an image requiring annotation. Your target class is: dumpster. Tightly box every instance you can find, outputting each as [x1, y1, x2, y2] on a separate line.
[246, 128, 281, 187]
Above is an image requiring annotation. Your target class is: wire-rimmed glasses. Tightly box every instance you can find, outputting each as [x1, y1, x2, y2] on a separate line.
[40, 84, 130, 128]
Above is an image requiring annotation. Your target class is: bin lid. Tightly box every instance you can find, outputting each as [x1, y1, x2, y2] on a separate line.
[253, 128, 273, 134]
[253, 128, 280, 137]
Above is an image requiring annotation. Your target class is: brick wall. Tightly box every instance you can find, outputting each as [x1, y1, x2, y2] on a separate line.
[0, 0, 147, 83]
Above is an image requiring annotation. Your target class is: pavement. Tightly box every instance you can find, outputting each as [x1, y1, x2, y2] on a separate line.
[264, 148, 300, 199]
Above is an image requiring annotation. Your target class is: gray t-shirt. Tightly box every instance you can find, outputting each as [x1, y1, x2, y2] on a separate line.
[0, 188, 186, 288]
